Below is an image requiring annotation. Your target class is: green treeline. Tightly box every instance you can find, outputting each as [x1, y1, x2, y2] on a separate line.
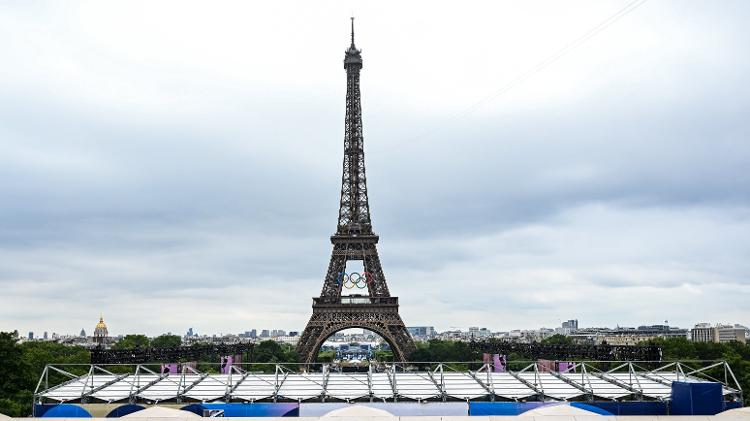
[1, 332, 748, 416]
[113, 334, 181, 349]
[0, 332, 299, 416]
[0, 332, 90, 417]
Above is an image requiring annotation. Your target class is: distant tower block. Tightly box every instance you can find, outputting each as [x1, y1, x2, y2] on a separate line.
[296, 19, 415, 364]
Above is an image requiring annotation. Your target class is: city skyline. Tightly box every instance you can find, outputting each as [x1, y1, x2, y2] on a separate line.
[1, 1, 749, 335]
[18, 317, 749, 340]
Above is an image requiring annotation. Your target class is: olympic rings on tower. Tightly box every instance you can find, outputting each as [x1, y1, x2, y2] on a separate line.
[337, 271, 375, 289]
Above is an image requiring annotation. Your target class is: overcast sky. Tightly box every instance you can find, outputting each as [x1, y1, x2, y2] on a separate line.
[1, 1, 748, 337]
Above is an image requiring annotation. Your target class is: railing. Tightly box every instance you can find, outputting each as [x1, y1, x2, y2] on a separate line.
[91, 343, 254, 364]
[469, 340, 663, 362]
[313, 296, 399, 306]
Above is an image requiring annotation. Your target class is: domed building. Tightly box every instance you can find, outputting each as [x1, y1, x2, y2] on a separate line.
[94, 314, 109, 346]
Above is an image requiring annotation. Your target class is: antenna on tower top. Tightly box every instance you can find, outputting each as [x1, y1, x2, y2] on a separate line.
[350, 16, 355, 48]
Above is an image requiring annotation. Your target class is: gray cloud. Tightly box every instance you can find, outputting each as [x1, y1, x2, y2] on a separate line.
[0, 0, 748, 335]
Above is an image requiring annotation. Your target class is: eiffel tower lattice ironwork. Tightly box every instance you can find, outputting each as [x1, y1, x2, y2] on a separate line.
[297, 19, 415, 364]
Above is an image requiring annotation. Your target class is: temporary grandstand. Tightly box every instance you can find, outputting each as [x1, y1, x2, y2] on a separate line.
[34, 361, 742, 405]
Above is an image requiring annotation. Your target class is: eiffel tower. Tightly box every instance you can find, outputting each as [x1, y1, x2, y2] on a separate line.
[296, 19, 415, 364]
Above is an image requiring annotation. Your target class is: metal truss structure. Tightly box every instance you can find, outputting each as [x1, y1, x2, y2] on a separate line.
[296, 19, 414, 363]
[34, 361, 742, 405]
[90, 343, 255, 365]
[469, 340, 662, 362]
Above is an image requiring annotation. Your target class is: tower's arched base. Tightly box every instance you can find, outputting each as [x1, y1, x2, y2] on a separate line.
[296, 297, 416, 365]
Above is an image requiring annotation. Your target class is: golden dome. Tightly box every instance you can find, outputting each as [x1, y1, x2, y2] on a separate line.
[94, 314, 109, 339]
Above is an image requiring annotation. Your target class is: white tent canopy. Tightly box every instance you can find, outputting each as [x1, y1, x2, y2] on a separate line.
[35, 361, 742, 404]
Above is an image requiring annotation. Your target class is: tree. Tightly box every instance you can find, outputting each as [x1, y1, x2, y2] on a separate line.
[373, 349, 393, 362]
[113, 334, 150, 349]
[542, 334, 573, 345]
[0, 333, 90, 416]
[150, 334, 181, 348]
[0, 332, 31, 416]
[408, 339, 476, 362]
[0, 398, 25, 418]
[21, 341, 90, 380]
[252, 341, 297, 364]
[317, 350, 335, 363]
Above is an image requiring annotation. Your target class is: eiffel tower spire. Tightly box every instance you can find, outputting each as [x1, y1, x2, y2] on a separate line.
[338, 16, 369, 235]
[296, 21, 415, 365]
